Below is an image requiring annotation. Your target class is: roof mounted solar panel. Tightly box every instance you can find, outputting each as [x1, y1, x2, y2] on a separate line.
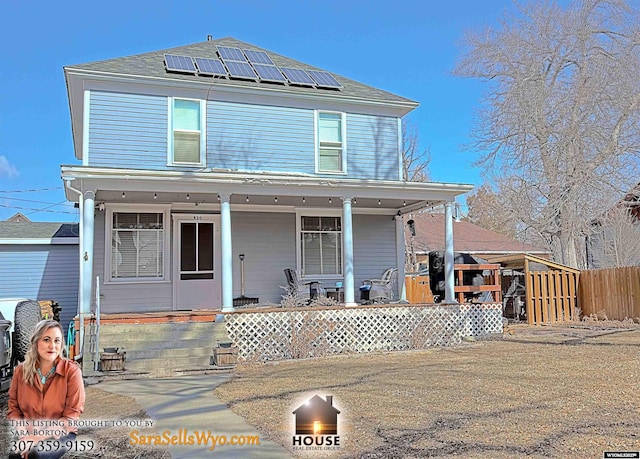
[307, 70, 342, 89]
[217, 46, 246, 61]
[225, 60, 258, 80]
[194, 57, 227, 76]
[280, 67, 316, 86]
[165, 54, 197, 74]
[252, 64, 286, 83]
[243, 49, 274, 65]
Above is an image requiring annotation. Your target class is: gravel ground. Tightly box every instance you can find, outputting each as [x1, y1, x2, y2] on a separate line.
[214, 324, 640, 458]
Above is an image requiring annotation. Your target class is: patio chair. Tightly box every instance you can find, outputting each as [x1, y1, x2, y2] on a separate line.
[361, 268, 398, 304]
[283, 268, 326, 303]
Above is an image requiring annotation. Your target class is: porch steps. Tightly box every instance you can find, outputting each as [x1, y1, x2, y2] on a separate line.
[96, 321, 231, 375]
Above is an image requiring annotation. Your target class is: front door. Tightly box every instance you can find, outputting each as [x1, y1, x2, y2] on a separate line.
[173, 214, 221, 310]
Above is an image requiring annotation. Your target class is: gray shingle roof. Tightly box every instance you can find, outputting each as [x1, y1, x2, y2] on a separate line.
[65, 37, 417, 107]
[0, 222, 79, 240]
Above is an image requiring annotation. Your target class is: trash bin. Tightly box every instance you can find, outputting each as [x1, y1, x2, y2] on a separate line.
[359, 284, 371, 302]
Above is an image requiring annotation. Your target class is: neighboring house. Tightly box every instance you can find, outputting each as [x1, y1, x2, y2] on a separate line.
[586, 182, 640, 269]
[6, 212, 31, 223]
[0, 220, 79, 330]
[61, 36, 472, 315]
[405, 212, 550, 271]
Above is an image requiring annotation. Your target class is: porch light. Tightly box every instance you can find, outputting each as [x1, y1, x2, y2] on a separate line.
[302, 197, 306, 203]
[353, 198, 357, 204]
[246, 196, 249, 202]
[378, 199, 381, 206]
[153, 193, 157, 199]
[274, 196, 278, 203]
[186, 193, 190, 200]
[403, 200, 406, 206]
[328, 198, 332, 204]
[122, 192, 126, 199]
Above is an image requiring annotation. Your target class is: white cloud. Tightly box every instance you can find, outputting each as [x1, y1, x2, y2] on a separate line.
[0, 155, 19, 178]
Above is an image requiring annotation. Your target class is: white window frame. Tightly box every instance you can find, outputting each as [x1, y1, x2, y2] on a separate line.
[167, 97, 206, 167]
[296, 209, 343, 279]
[314, 110, 347, 174]
[104, 204, 171, 284]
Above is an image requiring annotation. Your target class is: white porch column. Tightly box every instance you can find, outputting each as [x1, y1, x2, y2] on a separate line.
[444, 201, 457, 304]
[81, 191, 95, 314]
[395, 215, 407, 302]
[220, 193, 234, 311]
[341, 198, 356, 306]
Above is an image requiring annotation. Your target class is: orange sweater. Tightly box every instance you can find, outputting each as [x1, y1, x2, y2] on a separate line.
[8, 358, 85, 433]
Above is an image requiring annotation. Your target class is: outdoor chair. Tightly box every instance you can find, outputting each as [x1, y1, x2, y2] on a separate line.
[282, 268, 326, 303]
[361, 268, 398, 304]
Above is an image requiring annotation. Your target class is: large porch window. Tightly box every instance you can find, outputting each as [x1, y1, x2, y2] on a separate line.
[300, 215, 342, 276]
[107, 209, 169, 282]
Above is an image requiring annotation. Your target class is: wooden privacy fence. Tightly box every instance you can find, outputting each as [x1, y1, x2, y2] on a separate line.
[526, 270, 579, 324]
[405, 275, 434, 304]
[579, 267, 640, 320]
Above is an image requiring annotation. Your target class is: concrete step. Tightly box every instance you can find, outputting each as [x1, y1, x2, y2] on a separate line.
[123, 355, 214, 372]
[92, 321, 235, 374]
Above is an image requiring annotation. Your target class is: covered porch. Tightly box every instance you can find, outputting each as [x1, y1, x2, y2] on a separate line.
[62, 167, 473, 360]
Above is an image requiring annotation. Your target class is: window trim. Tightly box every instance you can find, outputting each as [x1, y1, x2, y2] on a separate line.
[295, 209, 344, 280]
[314, 110, 347, 175]
[103, 204, 172, 284]
[167, 97, 206, 167]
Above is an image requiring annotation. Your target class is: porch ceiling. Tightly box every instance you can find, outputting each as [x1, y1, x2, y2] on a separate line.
[62, 166, 474, 214]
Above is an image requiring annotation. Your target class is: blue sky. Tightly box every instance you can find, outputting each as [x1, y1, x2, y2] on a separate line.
[0, 0, 517, 222]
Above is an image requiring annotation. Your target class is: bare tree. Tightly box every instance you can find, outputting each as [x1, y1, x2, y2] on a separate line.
[588, 199, 640, 268]
[402, 121, 430, 182]
[455, 0, 640, 268]
[465, 184, 520, 238]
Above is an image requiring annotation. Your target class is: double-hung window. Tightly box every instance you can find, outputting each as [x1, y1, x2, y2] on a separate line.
[300, 215, 342, 276]
[109, 211, 167, 281]
[317, 111, 345, 173]
[170, 98, 205, 166]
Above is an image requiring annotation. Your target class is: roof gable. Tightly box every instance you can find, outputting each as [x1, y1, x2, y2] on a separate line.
[65, 36, 417, 107]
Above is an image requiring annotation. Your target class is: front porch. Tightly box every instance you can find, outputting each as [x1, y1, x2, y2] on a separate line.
[79, 302, 503, 375]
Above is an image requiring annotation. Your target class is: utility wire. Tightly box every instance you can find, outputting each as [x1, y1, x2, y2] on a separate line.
[0, 187, 63, 193]
[0, 195, 72, 206]
[0, 203, 76, 215]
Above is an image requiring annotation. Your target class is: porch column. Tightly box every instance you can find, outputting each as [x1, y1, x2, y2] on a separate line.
[443, 201, 457, 303]
[220, 193, 234, 312]
[395, 215, 407, 302]
[342, 198, 356, 306]
[81, 190, 95, 315]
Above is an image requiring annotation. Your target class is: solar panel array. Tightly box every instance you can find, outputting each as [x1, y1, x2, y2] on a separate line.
[164, 48, 342, 90]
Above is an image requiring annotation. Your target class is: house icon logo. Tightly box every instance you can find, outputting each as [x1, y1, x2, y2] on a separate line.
[292, 395, 341, 450]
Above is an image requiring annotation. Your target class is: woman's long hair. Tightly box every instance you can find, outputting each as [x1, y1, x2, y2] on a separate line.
[22, 320, 64, 386]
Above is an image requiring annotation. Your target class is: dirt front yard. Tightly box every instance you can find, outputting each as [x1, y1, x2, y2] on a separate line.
[214, 325, 640, 458]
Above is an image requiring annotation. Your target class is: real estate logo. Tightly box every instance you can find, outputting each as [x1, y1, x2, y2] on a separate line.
[292, 394, 341, 451]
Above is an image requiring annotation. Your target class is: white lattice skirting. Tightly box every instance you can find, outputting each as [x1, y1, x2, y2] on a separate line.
[225, 303, 503, 362]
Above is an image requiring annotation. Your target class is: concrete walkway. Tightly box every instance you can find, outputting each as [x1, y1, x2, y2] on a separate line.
[99, 374, 292, 459]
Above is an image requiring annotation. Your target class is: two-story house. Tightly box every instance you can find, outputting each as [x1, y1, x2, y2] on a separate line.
[61, 36, 472, 318]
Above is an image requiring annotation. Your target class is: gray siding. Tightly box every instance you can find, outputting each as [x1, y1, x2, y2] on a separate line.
[347, 114, 399, 181]
[231, 212, 297, 304]
[87, 92, 401, 180]
[353, 214, 398, 286]
[0, 245, 79, 332]
[89, 91, 168, 169]
[93, 212, 173, 313]
[208, 102, 315, 174]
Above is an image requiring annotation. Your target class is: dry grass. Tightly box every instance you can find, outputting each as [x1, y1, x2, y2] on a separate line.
[214, 327, 640, 458]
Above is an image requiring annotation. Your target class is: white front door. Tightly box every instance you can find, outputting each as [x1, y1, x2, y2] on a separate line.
[173, 214, 221, 310]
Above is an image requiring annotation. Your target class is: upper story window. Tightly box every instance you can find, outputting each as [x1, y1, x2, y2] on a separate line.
[170, 98, 205, 166]
[317, 111, 345, 173]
